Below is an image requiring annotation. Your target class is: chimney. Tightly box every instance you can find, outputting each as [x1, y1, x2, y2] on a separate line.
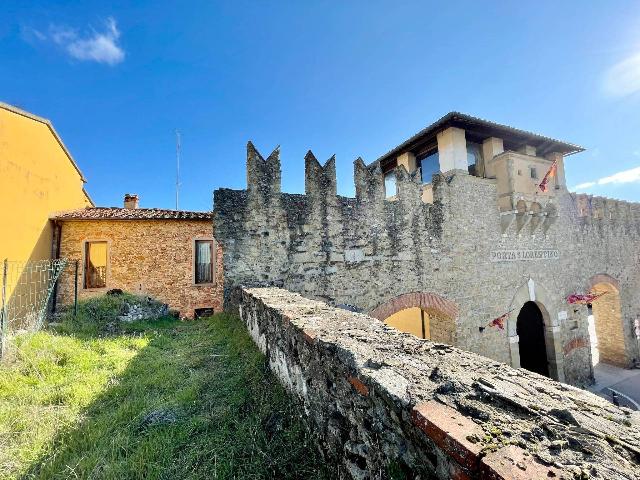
[124, 193, 139, 209]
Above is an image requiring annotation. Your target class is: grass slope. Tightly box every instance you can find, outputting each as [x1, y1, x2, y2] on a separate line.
[0, 311, 330, 479]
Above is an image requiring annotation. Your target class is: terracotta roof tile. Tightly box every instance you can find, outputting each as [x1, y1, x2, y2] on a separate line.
[52, 207, 212, 221]
[373, 111, 584, 167]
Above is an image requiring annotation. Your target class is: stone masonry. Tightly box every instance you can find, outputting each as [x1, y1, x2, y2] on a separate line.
[214, 143, 640, 386]
[239, 287, 640, 479]
[56, 219, 223, 318]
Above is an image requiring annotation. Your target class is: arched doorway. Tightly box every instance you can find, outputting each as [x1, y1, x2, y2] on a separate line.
[508, 278, 564, 382]
[588, 278, 627, 367]
[516, 301, 549, 377]
[370, 292, 458, 344]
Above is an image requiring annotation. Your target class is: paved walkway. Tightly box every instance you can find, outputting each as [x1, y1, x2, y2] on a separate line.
[587, 363, 640, 410]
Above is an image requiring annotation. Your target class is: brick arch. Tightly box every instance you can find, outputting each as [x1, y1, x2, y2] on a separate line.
[369, 292, 459, 321]
[587, 273, 620, 292]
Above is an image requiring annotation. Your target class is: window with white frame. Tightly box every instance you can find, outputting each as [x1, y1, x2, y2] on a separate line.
[384, 171, 397, 198]
[195, 240, 214, 284]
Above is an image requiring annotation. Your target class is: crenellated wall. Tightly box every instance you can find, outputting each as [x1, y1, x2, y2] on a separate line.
[214, 143, 640, 385]
[214, 142, 445, 307]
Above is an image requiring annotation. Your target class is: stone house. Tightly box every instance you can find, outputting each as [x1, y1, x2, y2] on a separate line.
[214, 112, 640, 387]
[53, 194, 223, 318]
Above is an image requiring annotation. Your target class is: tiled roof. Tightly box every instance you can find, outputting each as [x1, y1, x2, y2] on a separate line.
[373, 111, 584, 166]
[52, 207, 212, 221]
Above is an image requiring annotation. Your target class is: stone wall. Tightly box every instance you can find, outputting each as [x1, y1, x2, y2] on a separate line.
[56, 219, 223, 318]
[214, 143, 640, 384]
[238, 287, 640, 479]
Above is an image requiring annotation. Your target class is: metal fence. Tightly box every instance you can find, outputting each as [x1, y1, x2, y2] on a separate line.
[0, 258, 70, 359]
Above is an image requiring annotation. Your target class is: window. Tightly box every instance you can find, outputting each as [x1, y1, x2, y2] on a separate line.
[194, 307, 214, 319]
[530, 167, 538, 179]
[384, 171, 397, 198]
[85, 241, 107, 289]
[195, 240, 214, 284]
[466, 142, 482, 176]
[417, 150, 439, 183]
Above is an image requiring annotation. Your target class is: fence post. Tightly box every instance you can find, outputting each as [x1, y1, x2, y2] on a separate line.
[74, 260, 79, 318]
[1, 259, 8, 359]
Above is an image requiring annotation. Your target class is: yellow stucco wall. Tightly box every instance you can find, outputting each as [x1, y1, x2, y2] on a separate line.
[0, 104, 91, 263]
[384, 307, 456, 344]
[384, 307, 429, 339]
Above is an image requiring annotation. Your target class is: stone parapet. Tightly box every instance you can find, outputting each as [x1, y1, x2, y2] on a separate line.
[238, 287, 640, 479]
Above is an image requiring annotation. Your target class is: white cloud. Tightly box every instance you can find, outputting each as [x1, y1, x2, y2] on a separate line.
[19, 25, 47, 44]
[25, 17, 125, 66]
[573, 181, 596, 190]
[597, 166, 640, 185]
[572, 165, 640, 191]
[603, 53, 640, 97]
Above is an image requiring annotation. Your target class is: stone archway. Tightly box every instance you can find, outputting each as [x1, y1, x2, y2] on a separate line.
[508, 278, 564, 382]
[587, 274, 628, 367]
[517, 301, 550, 377]
[370, 292, 459, 344]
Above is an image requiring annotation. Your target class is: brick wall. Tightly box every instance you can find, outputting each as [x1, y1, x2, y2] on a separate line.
[238, 287, 640, 479]
[427, 309, 455, 344]
[591, 282, 628, 366]
[56, 219, 222, 318]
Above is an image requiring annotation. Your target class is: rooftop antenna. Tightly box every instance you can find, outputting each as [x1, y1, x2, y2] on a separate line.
[175, 129, 181, 210]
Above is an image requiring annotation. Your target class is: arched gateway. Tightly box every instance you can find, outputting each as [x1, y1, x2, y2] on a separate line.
[587, 274, 628, 367]
[517, 301, 550, 377]
[369, 292, 458, 344]
[508, 278, 564, 382]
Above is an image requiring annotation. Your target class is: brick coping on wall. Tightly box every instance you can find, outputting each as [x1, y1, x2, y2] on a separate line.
[238, 287, 640, 479]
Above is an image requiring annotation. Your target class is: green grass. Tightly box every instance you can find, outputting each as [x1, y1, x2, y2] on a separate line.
[0, 308, 331, 479]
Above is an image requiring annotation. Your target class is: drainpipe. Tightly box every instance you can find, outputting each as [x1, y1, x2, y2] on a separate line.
[634, 318, 640, 368]
[50, 220, 63, 315]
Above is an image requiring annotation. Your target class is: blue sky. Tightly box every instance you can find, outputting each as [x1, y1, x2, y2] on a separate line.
[2, 1, 640, 210]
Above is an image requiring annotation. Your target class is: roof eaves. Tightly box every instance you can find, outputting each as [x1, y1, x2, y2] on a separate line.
[450, 112, 585, 155]
[50, 207, 213, 221]
[373, 111, 584, 166]
[82, 187, 95, 207]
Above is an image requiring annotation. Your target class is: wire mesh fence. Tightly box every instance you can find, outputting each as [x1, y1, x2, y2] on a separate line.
[0, 258, 71, 359]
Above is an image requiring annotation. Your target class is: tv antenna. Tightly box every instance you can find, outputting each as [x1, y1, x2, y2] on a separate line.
[175, 130, 181, 210]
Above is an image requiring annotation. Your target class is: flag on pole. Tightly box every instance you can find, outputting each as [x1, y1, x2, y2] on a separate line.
[538, 159, 558, 192]
[481, 309, 514, 331]
[566, 291, 607, 305]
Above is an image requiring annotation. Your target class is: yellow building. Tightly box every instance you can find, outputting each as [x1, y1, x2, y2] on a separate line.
[0, 102, 92, 263]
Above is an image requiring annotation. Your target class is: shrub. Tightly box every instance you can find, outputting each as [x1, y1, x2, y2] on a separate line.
[54, 292, 169, 335]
